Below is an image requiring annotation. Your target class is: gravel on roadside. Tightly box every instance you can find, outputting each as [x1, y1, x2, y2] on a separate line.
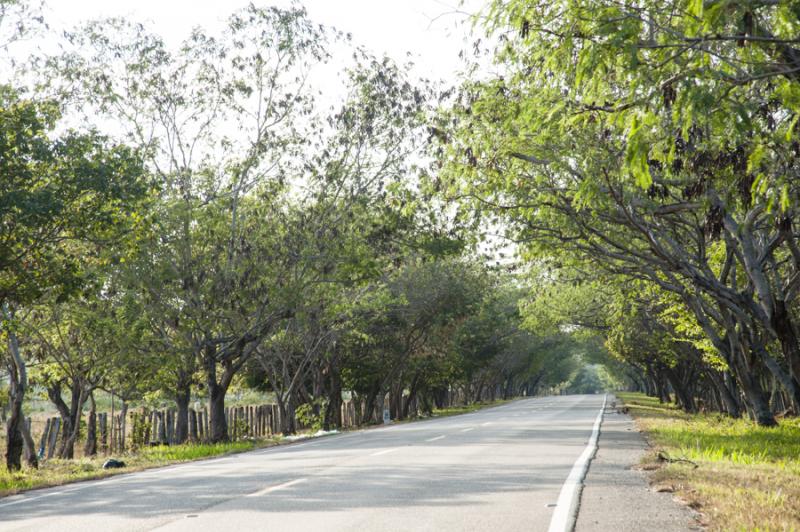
[574, 396, 701, 532]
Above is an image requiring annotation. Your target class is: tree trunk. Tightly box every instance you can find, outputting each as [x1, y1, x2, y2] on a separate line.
[770, 299, 800, 389]
[741, 376, 777, 426]
[208, 383, 228, 443]
[363, 385, 381, 424]
[52, 381, 88, 459]
[401, 374, 421, 419]
[322, 359, 342, 431]
[174, 385, 190, 444]
[4, 325, 38, 471]
[47, 380, 79, 459]
[759, 347, 800, 412]
[277, 394, 297, 434]
[390, 384, 403, 420]
[706, 370, 741, 418]
[732, 355, 776, 426]
[664, 367, 696, 413]
[204, 345, 238, 443]
[473, 381, 484, 403]
[5, 371, 25, 471]
[420, 393, 433, 415]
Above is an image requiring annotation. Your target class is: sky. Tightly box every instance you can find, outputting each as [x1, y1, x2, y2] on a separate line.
[41, 0, 485, 84]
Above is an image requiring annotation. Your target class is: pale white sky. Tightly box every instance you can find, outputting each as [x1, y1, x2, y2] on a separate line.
[41, 0, 484, 83]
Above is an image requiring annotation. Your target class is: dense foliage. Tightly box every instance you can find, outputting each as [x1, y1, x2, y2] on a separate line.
[439, 0, 800, 426]
[0, 1, 583, 472]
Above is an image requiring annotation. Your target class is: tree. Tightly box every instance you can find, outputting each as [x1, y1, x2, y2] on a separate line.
[439, 0, 800, 425]
[46, 5, 333, 442]
[0, 87, 145, 469]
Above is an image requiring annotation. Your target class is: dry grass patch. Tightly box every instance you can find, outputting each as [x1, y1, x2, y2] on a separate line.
[618, 392, 800, 531]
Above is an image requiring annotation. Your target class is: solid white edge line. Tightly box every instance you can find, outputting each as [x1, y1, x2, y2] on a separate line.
[547, 394, 607, 532]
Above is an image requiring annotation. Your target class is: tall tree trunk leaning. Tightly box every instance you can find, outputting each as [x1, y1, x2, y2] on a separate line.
[730, 343, 777, 427]
[5, 361, 26, 471]
[4, 322, 38, 471]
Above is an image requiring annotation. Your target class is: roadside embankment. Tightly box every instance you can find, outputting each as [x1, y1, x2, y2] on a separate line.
[617, 392, 800, 531]
[576, 395, 698, 532]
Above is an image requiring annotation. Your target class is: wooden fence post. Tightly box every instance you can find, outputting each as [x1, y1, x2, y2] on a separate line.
[130, 412, 138, 448]
[38, 418, 51, 459]
[46, 417, 60, 459]
[156, 411, 167, 444]
[142, 409, 151, 446]
[85, 408, 98, 456]
[261, 406, 267, 436]
[99, 413, 107, 453]
[189, 409, 198, 442]
[149, 411, 157, 445]
[164, 410, 172, 445]
[198, 410, 205, 441]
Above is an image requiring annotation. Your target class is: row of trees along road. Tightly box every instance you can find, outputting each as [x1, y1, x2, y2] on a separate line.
[440, 0, 800, 426]
[1, 2, 583, 472]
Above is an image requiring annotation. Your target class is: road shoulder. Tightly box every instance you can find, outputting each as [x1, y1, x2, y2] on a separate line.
[575, 398, 700, 532]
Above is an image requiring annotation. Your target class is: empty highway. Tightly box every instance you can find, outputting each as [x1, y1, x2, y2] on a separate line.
[0, 395, 606, 531]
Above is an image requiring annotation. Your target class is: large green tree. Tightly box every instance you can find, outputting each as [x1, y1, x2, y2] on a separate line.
[440, 0, 800, 425]
[0, 87, 145, 470]
[46, 5, 333, 442]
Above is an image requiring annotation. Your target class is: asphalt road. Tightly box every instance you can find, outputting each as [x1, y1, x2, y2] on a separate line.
[0, 395, 605, 532]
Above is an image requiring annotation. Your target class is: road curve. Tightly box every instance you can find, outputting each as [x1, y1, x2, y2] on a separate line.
[0, 394, 606, 532]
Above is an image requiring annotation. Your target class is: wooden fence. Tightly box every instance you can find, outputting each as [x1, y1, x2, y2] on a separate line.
[29, 398, 369, 460]
[17, 388, 473, 461]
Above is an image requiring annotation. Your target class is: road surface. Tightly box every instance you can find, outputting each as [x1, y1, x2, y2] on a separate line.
[0, 395, 606, 531]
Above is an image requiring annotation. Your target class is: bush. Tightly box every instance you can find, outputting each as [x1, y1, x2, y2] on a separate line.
[296, 400, 325, 432]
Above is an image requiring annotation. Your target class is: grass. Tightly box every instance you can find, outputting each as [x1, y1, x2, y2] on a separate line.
[0, 396, 513, 498]
[429, 399, 512, 417]
[0, 439, 281, 498]
[617, 392, 800, 531]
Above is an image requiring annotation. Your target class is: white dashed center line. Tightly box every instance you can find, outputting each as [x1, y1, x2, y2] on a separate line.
[370, 448, 400, 457]
[248, 477, 307, 498]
